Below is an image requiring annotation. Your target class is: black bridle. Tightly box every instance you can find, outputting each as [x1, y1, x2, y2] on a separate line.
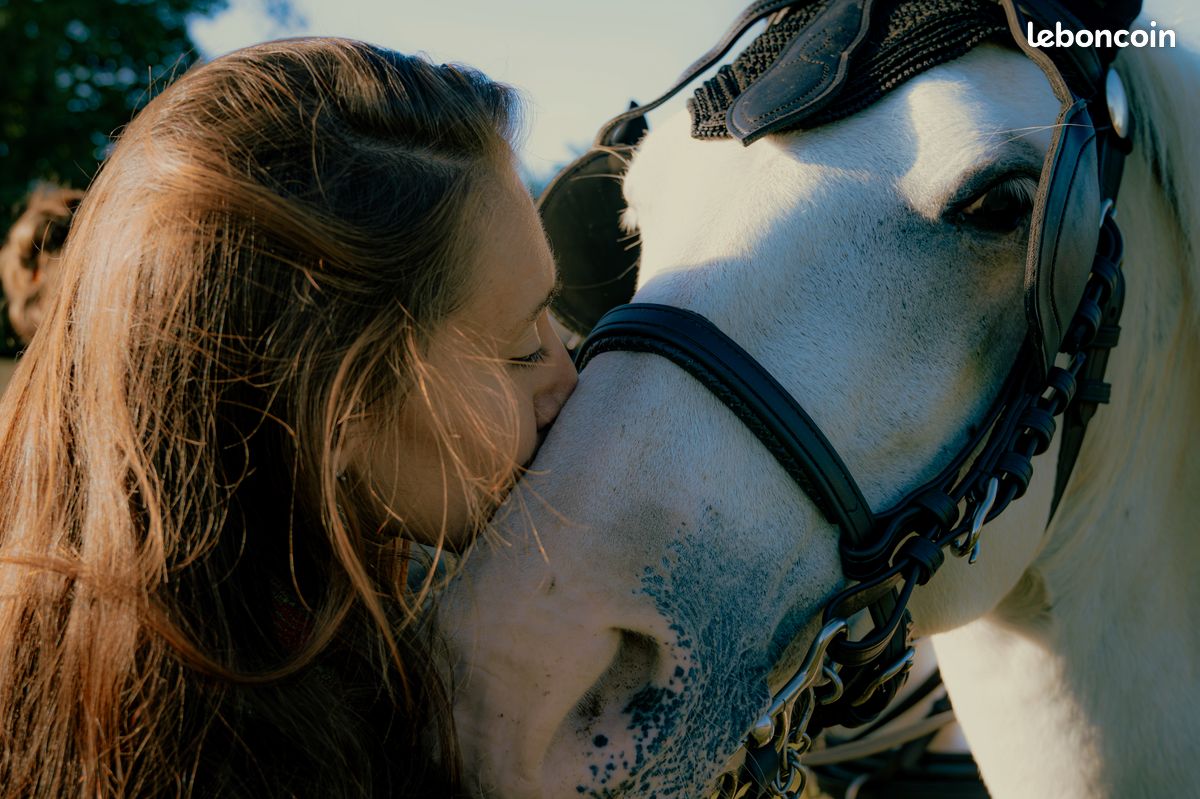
[544, 1, 1136, 796]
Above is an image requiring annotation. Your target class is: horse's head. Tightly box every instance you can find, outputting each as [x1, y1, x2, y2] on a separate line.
[439, 34, 1107, 799]
[1, 185, 84, 345]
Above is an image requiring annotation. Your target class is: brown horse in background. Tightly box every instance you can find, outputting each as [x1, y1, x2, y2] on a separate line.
[1, 184, 84, 350]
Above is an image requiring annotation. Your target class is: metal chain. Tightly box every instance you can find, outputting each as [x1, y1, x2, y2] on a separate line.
[712, 620, 850, 799]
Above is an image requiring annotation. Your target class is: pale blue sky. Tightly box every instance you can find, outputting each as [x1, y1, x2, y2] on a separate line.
[188, 0, 757, 178]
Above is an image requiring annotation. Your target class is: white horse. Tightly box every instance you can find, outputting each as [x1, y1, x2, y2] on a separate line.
[439, 4, 1200, 797]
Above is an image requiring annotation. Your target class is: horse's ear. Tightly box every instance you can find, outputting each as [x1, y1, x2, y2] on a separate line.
[601, 100, 649, 148]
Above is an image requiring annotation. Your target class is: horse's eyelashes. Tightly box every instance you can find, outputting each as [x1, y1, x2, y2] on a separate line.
[952, 176, 1037, 234]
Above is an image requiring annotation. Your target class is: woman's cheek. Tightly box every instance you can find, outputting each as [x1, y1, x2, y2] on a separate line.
[516, 395, 541, 465]
[469, 379, 528, 477]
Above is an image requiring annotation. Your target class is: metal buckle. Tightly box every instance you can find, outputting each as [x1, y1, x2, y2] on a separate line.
[748, 618, 849, 749]
[1106, 69, 1130, 140]
[952, 476, 999, 563]
[849, 646, 916, 707]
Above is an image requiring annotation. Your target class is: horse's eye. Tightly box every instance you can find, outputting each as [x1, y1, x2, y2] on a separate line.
[952, 176, 1037, 234]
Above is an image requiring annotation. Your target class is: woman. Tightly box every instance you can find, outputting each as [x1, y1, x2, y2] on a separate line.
[0, 39, 576, 797]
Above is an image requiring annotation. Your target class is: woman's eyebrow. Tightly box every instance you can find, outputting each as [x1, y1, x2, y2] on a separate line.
[522, 275, 563, 325]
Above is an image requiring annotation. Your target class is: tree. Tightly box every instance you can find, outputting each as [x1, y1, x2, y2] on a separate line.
[0, 0, 295, 228]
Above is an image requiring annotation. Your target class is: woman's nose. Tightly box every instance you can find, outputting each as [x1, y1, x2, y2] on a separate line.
[534, 337, 578, 431]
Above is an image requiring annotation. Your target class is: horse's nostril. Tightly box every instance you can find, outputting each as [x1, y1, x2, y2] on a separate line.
[550, 628, 663, 789]
[575, 629, 660, 724]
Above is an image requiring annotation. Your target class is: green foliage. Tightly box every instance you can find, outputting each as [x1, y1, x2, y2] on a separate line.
[0, 0, 229, 227]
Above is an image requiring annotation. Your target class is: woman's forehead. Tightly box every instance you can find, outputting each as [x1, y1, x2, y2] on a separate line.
[456, 175, 556, 339]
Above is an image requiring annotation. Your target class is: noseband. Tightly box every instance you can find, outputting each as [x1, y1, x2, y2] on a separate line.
[543, 1, 1137, 796]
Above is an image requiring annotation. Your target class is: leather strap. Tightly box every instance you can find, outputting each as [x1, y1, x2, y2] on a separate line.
[577, 303, 876, 547]
[815, 755, 989, 799]
[1051, 214, 1125, 514]
[595, 0, 800, 146]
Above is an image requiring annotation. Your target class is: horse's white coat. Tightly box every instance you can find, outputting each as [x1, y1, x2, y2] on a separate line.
[440, 5, 1200, 797]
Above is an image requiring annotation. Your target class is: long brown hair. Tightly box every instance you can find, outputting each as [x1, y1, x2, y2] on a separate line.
[0, 39, 519, 797]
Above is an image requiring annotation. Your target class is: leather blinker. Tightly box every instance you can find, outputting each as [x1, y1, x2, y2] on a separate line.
[1025, 99, 1101, 375]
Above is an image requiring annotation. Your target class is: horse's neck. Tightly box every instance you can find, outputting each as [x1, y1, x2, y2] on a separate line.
[932, 126, 1200, 798]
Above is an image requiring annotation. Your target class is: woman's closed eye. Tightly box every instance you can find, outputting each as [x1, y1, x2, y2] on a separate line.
[509, 346, 549, 368]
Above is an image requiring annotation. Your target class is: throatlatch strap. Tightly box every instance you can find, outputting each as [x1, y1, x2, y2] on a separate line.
[577, 303, 876, 547]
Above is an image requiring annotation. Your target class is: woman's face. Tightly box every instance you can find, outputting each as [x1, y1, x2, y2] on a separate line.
[354, 166, 577, 548]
